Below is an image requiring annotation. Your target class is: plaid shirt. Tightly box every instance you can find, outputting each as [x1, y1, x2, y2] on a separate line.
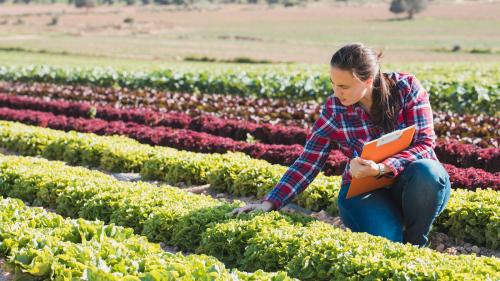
[263, 72, 438, 210]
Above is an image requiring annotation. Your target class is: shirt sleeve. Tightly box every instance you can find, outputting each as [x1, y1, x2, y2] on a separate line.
[381, 75, 436, 178]
[263, 96, 337, 210]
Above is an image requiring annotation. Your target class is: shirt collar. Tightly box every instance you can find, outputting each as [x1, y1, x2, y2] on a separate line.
[347, 102, 362, 114]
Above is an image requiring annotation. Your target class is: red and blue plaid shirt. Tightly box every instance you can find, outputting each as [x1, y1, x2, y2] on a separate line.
[263, 72, 438, 210]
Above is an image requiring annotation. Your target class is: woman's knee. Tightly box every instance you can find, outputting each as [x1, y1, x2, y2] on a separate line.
[402, 159, 451, 214]
[404, 159, 450, 190]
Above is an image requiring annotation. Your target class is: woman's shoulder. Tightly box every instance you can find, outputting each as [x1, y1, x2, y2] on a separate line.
[386, 71, 425, 100]
[386, 71, 420, 89]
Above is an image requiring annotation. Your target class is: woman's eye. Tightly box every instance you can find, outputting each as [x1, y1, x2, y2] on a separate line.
[332, 83, 348, 90]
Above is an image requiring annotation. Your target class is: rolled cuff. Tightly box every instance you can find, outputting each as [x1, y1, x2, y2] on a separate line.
[381, 157, 402, 178]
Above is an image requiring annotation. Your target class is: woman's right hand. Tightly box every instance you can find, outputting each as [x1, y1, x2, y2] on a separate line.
[230, 200, 275, 216]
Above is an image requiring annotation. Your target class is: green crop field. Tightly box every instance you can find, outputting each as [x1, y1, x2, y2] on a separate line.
[0, 0, 498, 280]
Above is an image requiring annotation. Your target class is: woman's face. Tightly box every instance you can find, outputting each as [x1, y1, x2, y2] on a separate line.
[330, 67, 373, 106]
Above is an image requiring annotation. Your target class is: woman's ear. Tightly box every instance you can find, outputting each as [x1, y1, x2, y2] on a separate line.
[364, 77, 374, 87]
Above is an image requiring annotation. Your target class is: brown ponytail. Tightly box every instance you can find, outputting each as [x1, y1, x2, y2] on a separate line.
[330, 43, 400, 133]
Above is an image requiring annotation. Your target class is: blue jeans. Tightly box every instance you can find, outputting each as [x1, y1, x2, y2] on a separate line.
[338, 159, 451, 247]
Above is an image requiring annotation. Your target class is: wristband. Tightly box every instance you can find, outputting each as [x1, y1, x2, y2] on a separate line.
[377, 163, 384, 177]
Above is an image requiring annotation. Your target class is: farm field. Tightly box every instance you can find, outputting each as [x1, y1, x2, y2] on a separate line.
[0, 62, 498, 280]
[0, 0, 499, 280]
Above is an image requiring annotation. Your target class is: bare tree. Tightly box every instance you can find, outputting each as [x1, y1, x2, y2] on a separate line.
[74, 0, 95, 8]
[390, 0, 429, 20]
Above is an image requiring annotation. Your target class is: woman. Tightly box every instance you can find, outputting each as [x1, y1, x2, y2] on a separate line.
[231, 43, 451, 247]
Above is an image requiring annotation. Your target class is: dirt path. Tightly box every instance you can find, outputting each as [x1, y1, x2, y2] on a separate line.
[0, 260, 13, 281]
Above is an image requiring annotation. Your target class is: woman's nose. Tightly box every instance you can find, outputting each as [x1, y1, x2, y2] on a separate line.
[334, 89, 343, 98]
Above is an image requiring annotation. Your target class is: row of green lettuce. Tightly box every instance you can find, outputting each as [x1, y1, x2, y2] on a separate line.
[0, 65, 498, 115]
[3, 58, 500, 82]
[0, 120, 498, 250]
[0, 154, 498, 280]
[0, 197, 294, 280]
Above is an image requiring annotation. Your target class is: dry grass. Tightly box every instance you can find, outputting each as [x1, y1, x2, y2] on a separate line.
[0, 1, 499, 63]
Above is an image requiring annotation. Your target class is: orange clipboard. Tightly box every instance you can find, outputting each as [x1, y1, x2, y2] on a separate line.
[346, 124, 417, 199]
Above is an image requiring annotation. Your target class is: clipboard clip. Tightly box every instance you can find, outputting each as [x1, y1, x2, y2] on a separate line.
[375, 125, 416, 147]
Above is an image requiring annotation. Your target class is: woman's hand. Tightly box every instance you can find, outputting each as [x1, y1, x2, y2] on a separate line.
[230, 200, 275, 216]
[349, 157, 379, 179]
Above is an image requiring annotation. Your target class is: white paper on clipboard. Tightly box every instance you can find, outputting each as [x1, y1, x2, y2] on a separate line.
[375, 125, 416, 147]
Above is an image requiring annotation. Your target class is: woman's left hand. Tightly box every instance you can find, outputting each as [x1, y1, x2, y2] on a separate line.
[349, 157, 379, 179]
